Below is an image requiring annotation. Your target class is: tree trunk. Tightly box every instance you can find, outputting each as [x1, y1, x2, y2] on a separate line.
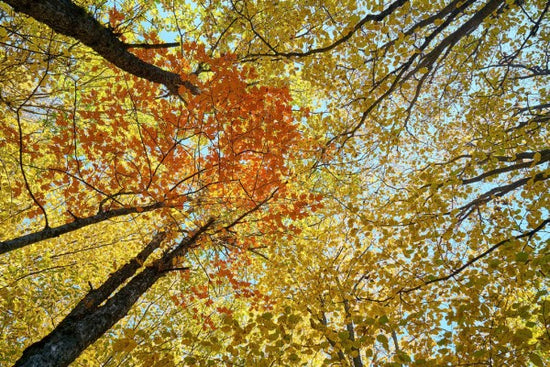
[14, 220, 213, 367]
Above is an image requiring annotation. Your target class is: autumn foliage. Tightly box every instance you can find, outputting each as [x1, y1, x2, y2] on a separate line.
[1, 0, 549, 366]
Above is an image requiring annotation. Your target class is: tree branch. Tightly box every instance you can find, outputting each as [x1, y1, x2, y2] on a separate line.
[243, 0, 408, 58]
[2, 0, 200, 95]
[0, 202, 164, 255]
[402, 218, 550, 294]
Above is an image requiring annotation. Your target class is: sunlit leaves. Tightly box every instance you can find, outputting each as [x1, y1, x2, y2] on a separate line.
[1, 0, 549, 366]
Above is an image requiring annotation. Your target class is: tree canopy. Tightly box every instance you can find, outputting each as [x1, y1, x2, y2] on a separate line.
[0, 0, 548, 366]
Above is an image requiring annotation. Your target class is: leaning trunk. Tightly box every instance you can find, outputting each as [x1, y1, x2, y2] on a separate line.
[15, 266, 163, 367]
[14, 220, 213, 367]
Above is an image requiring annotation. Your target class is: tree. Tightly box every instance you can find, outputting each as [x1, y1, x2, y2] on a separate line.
[1, 1, 308, 365]
[1, 0, 549, 366]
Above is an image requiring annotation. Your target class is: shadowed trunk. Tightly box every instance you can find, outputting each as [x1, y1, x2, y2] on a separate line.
[14, 219, 214, 367]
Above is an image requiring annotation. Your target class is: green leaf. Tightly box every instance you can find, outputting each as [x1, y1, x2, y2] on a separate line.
[397, 351, 411, 362]
[515, 252, 529, 262]
[376, 334, 388, 345]
[261, 312, 273, 320]
[473, 350, 485, 358]
[529, 353, 544, 367]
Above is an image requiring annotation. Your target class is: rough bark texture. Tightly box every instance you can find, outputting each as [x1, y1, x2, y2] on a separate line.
[14, 219, 214, 367]
[14, 266, 162, 367]
[2, 0, 200, 95]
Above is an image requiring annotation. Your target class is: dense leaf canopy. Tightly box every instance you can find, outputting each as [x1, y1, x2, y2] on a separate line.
[0, 0, 548, 366]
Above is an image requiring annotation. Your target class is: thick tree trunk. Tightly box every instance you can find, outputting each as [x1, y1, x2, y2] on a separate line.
[14, 219, 213, 367]
[2, 0, 200, 95]
[15, 266, 163, 367]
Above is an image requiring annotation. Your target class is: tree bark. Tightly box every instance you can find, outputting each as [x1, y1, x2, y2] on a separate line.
[14, 219, 214, 367]
[2, 0, 200, 95]
[0, 203, 164, 255]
